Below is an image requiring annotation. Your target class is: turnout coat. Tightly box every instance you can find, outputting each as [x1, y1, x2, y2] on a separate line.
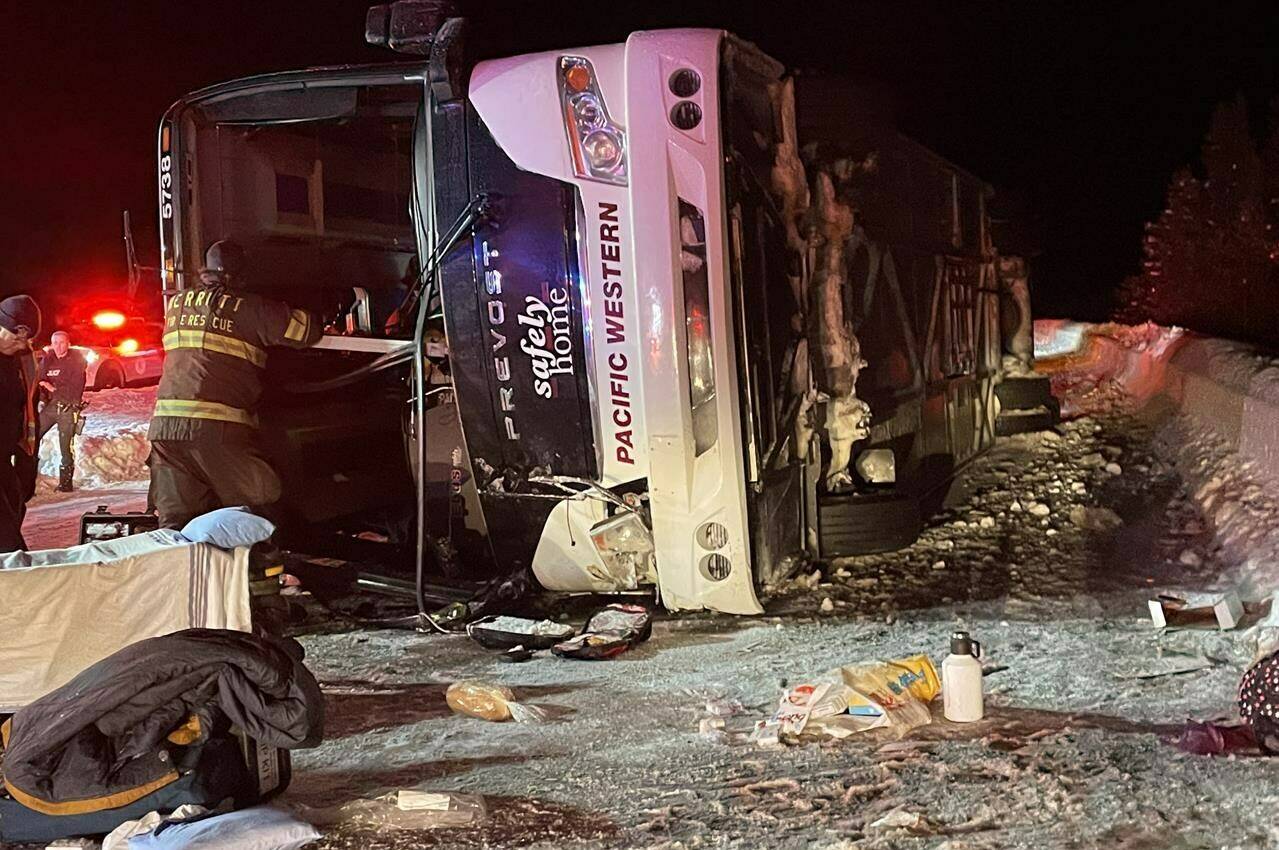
[0, 629, 323, 816]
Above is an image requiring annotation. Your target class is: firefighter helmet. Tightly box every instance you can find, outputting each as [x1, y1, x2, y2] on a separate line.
[201, 240, 246, 279]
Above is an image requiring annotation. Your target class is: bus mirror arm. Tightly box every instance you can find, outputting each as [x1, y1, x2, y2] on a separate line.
[410, 193, 492, 630]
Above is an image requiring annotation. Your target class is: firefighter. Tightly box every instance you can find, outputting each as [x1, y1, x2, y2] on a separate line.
[37, 330, 88, 492]
[148, 240, 324, 529]
[0, 295, 41, 551]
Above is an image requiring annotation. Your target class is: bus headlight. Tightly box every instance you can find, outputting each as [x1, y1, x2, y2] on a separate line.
[559, 57, 627, 185]
[582, 129, 624, 172]
[570, 92, 606, 129]
[855, 448, 896, 485]
[589, 511, 655, 583]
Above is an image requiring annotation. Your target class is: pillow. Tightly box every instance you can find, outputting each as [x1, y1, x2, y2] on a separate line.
[180, 507, 275, 550]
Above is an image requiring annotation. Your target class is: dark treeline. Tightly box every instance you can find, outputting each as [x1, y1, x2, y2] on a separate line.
[1115, 95, 1279, 349]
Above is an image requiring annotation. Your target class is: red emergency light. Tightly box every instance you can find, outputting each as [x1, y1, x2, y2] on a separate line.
[116, 338, 139, 355]
[92, 310, 126, 330]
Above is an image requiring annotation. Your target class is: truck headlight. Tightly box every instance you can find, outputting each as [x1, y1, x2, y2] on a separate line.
[560, 57, 627, 185]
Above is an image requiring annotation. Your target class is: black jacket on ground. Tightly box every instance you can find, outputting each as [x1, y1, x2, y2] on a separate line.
[149, 282, 322, 441]
[0, 629, 323, 815]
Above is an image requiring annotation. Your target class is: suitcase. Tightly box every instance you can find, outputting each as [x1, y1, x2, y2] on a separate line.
[0, 733, 253, 843]
[79, 506, 161, 544]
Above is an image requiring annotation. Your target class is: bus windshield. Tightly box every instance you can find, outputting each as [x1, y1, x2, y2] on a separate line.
[166, 78, 425, 336]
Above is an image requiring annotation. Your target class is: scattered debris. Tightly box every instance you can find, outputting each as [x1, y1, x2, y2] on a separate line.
[1068, 505, 1123, 531]
[295, 793, 485, 830]
[1148, 590, 1244, 630]
[1176, 721, 1257, 756]
[704, 697, 746, 717]
[466, 616, 575, 650]
[1178, 549, 1204, 567]
[102, 806, 207, 850]
[445, 681, 548, 723]
[1028, 502, 1051, 517]
[868, 808, 933, 835]
[753, 655, 941, 745]
[552, 603, 653, 659]
[820, 597, 835, 613]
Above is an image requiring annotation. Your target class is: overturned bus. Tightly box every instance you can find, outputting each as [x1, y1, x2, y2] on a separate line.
[155, 10, 1033, 616]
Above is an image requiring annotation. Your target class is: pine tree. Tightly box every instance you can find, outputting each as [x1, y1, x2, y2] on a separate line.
[1260, 97, 1279, 265]
[1123, 94, 1277, 344]
[1138, 168, 1207, 326]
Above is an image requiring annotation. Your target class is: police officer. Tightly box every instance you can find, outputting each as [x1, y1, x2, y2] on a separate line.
[148, 240, 323, 529]
[0, 295, 41, 551]
[37, 330, 88, 492]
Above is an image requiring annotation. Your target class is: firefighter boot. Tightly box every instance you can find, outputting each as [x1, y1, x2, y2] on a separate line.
[57, 466, 74, 493]
[248, 542, 289, 636]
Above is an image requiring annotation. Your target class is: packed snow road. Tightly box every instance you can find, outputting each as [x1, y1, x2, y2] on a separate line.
[23, 386, 153, 550]
[280, 327, 1279, 849]
[288, 406, 1278, 849]
[12, 327, 1279, 849]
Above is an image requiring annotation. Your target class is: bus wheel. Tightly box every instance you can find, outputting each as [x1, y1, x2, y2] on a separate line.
[995, 400, 1060, 436]
[818, 492, 924, 557]
[995, 375, 1054, 410]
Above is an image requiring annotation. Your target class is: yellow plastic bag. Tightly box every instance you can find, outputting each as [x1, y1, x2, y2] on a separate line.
[811, 655, 941, 738]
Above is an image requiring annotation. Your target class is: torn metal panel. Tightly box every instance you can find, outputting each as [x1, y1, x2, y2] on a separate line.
[768, 76, 811, 310]
[998, 255, 1034, 377]
[765, 77, 875, 493]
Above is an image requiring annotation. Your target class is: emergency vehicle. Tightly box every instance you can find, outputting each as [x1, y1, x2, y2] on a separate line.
[40, 310, 165, 390]
[155, 5, 1022, 614]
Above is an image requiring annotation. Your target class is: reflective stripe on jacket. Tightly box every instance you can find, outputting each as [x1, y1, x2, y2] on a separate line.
[149, 283, 321, 441]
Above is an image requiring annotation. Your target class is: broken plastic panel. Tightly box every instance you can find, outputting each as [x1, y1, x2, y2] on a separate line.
[589, 511, 656, 585]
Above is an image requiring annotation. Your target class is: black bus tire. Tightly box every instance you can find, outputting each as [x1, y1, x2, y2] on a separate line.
[995, 375, 1054, 410]
[996, 407, 1058, 436]
[819, 492, 924, 556]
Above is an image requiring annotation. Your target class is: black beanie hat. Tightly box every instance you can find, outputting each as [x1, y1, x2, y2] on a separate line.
[0, 295, 40, 338]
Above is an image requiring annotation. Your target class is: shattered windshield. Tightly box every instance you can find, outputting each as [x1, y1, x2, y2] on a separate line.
[172, 80, 424, 335]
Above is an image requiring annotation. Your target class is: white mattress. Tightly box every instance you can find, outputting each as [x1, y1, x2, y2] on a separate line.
[0, 532, 252, 711]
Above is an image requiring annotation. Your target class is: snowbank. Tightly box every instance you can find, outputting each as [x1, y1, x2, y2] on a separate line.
[37, 387, 154, 489]
[1036, 320, 1279, 596]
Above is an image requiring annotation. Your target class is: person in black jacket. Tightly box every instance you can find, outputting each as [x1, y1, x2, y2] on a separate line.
[0, 295, 41, 552]
[37, 330, 88, 492]
[148, 241, 324, 528]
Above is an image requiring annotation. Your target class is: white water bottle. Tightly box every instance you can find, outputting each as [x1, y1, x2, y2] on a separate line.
[942, 631, 984, 722]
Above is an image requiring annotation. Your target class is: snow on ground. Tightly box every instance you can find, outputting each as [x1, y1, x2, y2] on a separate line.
[22, 488, 149, 550]
[12, 325, 1279, 849]
[22, 386, 154, 549]
[276, 324, 1279, 849]
[35, 386, 154, 489]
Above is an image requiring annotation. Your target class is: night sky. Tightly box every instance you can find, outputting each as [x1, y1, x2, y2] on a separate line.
[4, 1, 1277, 323]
